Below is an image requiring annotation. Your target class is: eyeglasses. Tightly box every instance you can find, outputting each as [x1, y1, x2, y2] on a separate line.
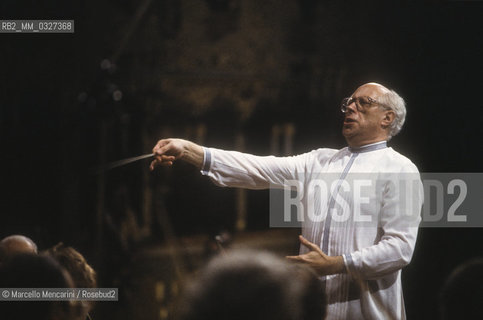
[340, 96, 390, 113]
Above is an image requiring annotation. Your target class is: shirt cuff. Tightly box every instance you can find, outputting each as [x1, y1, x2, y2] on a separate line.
[343, 253, 359, 278]
[200, 147, 212, 175]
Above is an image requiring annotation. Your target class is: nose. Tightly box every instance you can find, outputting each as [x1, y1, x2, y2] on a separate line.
[345, 101, 357, 114]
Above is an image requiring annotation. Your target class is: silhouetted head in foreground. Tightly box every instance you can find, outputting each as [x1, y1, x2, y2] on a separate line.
[439, 258, 483, 320]
[0, 254, 77, 320]
[178, 250, 327, 320]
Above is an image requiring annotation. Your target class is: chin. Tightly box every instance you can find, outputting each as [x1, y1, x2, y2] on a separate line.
[342, 129, 354, 138]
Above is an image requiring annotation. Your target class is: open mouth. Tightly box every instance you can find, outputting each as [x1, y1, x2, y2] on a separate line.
[344, 118, 357, 124]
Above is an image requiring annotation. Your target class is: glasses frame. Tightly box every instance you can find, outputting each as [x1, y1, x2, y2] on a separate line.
[340, 96, 391, 113]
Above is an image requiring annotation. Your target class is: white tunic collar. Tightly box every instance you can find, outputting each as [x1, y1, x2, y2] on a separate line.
[348, 141, 387, 154]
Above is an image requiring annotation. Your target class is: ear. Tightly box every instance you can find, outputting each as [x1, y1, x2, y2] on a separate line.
[381, 110, 395, 129]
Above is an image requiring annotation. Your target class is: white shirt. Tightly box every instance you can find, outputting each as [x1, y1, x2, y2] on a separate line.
[200, 141, 423, 320]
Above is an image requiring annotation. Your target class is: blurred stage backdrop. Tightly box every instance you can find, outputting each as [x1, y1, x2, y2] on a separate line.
[1, 1, 482, 319]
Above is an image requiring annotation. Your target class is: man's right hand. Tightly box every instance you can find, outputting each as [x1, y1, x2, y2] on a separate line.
[150, 138, 204, 171]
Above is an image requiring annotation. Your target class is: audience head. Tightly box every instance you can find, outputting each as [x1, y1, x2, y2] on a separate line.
[440, 258, 483, 320]
[0, 235, 38, 263]
[0, 253, 76, 320]
[44, 242, 97, 318]
[178, 250, 326, 320]
[44, 242, 97, 289]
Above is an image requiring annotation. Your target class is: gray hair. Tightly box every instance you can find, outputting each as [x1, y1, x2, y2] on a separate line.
[377, 89, 406, 139]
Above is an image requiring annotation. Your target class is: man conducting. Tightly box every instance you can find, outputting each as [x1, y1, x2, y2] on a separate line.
[150, 82, 423, 319]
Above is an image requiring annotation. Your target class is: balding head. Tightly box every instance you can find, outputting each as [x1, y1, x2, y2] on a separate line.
[0, 235, 38, 262]
[356, 82, 406, 139]
[355, 82, 391, 98]
[342, 82, 406, 146]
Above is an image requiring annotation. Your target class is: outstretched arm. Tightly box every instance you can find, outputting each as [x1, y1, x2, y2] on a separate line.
[150, 138, 204, 170]
[150, 138, 318, 190]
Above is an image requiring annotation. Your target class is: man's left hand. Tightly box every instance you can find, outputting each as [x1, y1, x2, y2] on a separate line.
[286, 235, 346, 276]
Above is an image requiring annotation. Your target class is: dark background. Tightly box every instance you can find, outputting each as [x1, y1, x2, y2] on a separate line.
[1, 1, 482, 319]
